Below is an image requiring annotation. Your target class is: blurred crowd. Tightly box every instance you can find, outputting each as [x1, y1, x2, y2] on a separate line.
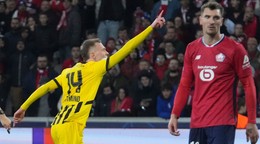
[0, 0, 260, 119]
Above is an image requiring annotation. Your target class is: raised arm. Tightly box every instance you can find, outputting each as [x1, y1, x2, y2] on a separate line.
[108, 11, 165, 69]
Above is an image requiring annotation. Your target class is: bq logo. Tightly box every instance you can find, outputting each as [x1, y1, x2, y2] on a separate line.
[199, 69, 214, 81]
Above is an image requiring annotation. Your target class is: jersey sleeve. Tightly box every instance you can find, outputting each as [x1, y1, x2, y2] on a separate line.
[234, 43, 257, 123]
[171, 44, 194, 117]
[20, 74, 62, 110]
[233, 43, 252, 78]
[108, 26, 153, 69]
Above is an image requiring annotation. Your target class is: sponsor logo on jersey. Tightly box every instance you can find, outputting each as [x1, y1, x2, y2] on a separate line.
[216, 53, 225, 62]
[195, 55, 201, 60]
[198, 65, 217, 81]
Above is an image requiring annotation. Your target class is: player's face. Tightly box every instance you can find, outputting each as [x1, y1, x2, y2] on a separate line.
[93, 43, 109, 61]
[199, 8, 223, 36]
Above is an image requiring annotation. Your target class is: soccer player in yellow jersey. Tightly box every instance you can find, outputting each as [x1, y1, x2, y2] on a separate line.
[13, 12, 165, 144]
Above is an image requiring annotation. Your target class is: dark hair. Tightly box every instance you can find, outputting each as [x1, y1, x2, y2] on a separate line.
[80, 38, 101, 61]
[201, 2, 224, 17]
[161, 83, 172, 91]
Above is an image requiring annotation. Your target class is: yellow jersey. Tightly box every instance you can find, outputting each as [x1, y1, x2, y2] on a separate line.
[20, 26, 153, 126]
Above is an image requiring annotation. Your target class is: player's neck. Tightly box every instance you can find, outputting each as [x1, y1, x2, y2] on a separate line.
[202, 34, 224, 47]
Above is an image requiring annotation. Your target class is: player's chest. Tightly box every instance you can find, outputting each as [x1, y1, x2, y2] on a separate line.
[191, 48, 233, 76]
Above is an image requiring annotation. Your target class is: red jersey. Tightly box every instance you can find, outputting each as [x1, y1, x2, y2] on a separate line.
[175, 36, 254, 128]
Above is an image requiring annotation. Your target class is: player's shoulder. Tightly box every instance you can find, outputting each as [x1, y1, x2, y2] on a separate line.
[185, 37, 202, 52]
[222, 36, 245, 50]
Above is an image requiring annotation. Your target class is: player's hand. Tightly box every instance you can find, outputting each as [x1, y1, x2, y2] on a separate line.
[13, 108, 25, 127]
[151, 10, 166, 29]
[246, 123, 259, 144]
[168, 114, 180, 136]
[0, 114, 11, 131]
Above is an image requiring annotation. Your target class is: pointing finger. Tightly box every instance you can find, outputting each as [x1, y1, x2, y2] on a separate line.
[158, 10, 164, 17]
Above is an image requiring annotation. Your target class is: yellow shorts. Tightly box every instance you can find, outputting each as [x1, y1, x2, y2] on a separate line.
[51, 122, 84, 144]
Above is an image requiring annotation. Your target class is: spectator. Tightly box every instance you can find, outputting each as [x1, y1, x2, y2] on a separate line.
[4, 18, 21, 55]
[57, 0, 81, 61]
[97, 0, 126, 44]
[33, 13, 57, 61]
[23, 54, 60, 116]
[0, 36, 8, 111]
[133, 69, 159, 116]
[62, 46, 82, 69]
[157, 83, 175, 119]
[120, 49, 140, 82]
[95, 84, 115, 116]
[110, 87, 133, 116]
[161, 58, 181, 90]
[243, 6, 260, 40]
[154, 52, 168, 81]
[8, 40, 35, 114]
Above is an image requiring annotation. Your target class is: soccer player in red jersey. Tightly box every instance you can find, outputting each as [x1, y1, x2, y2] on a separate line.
[168, 2, 259, 144]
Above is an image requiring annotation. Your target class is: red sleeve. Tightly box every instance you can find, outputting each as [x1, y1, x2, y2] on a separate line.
[233, 42, 256, 123]
[171, 44, 194, 117]
[240, 76, 257, 124]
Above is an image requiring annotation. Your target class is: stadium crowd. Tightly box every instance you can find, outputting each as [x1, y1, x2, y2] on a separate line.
[0, 0, 260, 119]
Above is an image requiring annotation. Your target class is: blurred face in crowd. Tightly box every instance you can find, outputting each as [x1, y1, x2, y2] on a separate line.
[63, 0, 72, 10]
[165, 42, 175, 55]
[37, 56, 48, 69]
[174, 16, 183, 28]
[156, 55, 166, 66]
[39, 14, 48, 25]
[118, 88, 126, 100]
[21, 29, 29, 39]
[103, 86, 112, 95]
[166, 27, 177, 40]
[118, 29, 128, 40]
[200, 8, 223, 36]
[195, 29, 203, 39]
[0, 2, 5, 13]
[166, 20, 174, 30]
[140, 76, 150, 87]
[16, 41, 25, 51]
[244, 6, 254, 21]
[230, 0, 240, 9]
[139, 60, 150, 70]
[11, 18, 20, 30]
[6, 0, 16, 10]
[162, 89, 172, 99]
[180, 0, 189, 7]
[177, 53, 184, 64]
[129, 50, 138, 59]
[40, 0, 50, 12]
[71, 46, 80, 59]
[247, 37, 258, 53]
[106, 39, 116, 49]
[234, 23, 243, 36]
[27, 17, 36, 27]
[168, 59, 179, 71]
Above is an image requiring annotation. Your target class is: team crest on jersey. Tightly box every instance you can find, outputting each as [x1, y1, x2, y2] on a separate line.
[216, 53, 225, 62]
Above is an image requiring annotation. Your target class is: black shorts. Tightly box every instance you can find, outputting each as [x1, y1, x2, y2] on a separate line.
[189, 125, 235, 144]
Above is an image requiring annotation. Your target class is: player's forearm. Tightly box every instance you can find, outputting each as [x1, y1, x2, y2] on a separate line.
[108, 26, 153, 68]
[171, 77, 192, 117]
[21, 81, 57, 110]
[240, 76, 257, 123]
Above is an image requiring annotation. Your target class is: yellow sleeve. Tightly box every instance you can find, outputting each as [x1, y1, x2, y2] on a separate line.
[108, 26, 153, 69]
[20, 78, 61, 110]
